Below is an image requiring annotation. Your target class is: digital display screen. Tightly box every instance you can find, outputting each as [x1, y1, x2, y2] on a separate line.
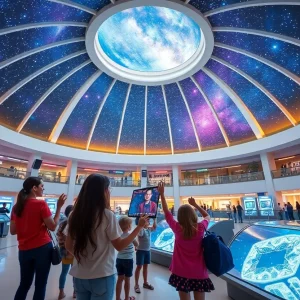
[150, 219, 216, 253]
[258, 196, 274, 216]
[0, 197, 14, 217]
[128, 187, 159, 218]
[228, 225, 300, 299]
[242, 197, 258, 216]
[45, 198, 57, 214]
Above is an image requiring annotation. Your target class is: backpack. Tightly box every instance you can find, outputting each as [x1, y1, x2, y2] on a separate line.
[202, 229, 234, 276]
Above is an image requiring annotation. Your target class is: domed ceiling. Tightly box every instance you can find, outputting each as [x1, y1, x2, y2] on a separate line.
[0, 0, 299, 156]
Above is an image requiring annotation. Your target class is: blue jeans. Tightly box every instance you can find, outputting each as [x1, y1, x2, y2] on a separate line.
[14, 242, 52, 300]
[74, 275, 115, 300]
[59, 263, 72, 289]
[233, 213, 237, 223]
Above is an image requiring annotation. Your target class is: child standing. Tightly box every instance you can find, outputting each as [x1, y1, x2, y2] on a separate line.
[134, 218, 156, 294]
[116, 217, 138, 300]
[158, 182, 214, 300]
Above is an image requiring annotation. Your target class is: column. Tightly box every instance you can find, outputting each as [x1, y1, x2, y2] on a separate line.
[260, 152, 283, 205]
[66, 160, 78, 206]
[140, 166, 147, 188]
[172, 165, 181, 213]
[26, 154, 42, 177]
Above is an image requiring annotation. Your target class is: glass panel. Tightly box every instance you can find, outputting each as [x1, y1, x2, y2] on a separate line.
[118, 85, 145, 155]
[229, 224, 300, 299]
[21, 63, 98, 140]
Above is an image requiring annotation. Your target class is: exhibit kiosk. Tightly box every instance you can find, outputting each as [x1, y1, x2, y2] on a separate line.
[222, 221, 300, 300]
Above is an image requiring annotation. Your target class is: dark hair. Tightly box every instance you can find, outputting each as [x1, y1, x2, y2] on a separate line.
[64, 205, 74, 218]
[68, 174, 110, 264]
[14, 177, 42, 217]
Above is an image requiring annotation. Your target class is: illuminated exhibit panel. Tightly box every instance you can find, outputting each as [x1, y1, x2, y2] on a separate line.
[229, 224, 300, 299]
[150, 218, 216, 253]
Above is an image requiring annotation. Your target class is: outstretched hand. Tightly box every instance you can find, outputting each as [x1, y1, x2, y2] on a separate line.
[57, 193, 67, 208]
[137, 215, 149, 228]
[188, 197, 197, 207]
[158, 181, 165, 195]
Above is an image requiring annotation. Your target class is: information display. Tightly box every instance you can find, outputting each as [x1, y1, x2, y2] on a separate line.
[0, 196, 14, 217]
[45, 198, 57, 214]
[150, 219, 216, 253]
[242, 197, 258, 216]
[258, 196, 274, 216]
[228, 224, 300, 299]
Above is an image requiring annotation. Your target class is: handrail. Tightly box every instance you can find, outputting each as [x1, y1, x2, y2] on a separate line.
[0, 166, 29, 179]
[76, 176, 141, 187]
[271, 166, 300, 178]
[179, 171, 264, 186]
[38, 173, 70, 183]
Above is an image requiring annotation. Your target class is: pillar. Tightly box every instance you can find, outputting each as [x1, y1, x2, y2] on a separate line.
[140, 166, 147, 188]
[172, 165, 181, 213]
[66, 160, 77, 206]
[26, 154, 42, 177]
[260, 152, 283, 205]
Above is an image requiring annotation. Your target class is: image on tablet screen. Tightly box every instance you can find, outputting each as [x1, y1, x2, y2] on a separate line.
[128, 187, 159, 218]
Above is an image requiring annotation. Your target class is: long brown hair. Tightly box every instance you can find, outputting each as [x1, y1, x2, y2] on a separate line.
[68, 174, 110, 263]
[14, 177, 42, 217]
[177, 204, 198, 239]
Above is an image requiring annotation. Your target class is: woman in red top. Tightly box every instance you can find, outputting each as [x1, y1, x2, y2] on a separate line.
[10, 177, 66, 300]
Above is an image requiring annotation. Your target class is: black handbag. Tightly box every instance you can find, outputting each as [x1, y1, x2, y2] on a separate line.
[47, 229, 62, 265]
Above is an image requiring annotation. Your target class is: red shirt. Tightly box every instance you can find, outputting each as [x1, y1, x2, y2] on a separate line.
[11, 199, 52, 250]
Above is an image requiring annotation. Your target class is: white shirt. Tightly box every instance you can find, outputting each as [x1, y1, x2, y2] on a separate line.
[66, 209, 122, 279]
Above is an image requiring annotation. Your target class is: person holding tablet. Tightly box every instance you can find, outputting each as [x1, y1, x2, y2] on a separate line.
[138, 189, 157, 215]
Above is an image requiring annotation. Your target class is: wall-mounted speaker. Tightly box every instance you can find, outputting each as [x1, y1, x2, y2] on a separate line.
[32, 159, 43, 170]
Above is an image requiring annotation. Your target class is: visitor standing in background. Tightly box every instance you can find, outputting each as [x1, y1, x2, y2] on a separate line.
[296, 201, 300, 220]
[287, 202, 295, 220]
[284, 204, 289, 220]
[236, 202, 243, 223]
[232, 205, 237, 223]
[57, 205, 75, 300]
[10, 177, 66, 300]
[277, 203, 283, 220]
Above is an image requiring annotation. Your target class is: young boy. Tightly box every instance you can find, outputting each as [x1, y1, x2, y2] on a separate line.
[134, 218, 156, 294]
[116, 217, 138, 300]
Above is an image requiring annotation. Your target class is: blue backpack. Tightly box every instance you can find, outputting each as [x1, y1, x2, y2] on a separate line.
[202, 230, 234, 276]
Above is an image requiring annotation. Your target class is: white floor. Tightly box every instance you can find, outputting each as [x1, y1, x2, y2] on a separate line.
[0, 234, 236, 300]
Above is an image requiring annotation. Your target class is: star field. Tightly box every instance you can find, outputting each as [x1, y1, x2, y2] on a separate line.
[0, 0, 299, 155]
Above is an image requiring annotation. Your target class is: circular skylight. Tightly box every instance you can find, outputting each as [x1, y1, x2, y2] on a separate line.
[97, 6, 201, 72]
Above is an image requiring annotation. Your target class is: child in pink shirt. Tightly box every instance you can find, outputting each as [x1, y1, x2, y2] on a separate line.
[158, 182, 214, 300]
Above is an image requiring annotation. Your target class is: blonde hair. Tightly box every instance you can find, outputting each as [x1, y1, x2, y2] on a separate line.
[177, 204, 198, 239]
[118, 216, 132, 231]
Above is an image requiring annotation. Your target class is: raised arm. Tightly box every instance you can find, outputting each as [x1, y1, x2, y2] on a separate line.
[158, 181, 168, 214]
[188, 197, 210, 220]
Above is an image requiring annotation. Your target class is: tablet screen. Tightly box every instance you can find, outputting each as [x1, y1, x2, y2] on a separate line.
[128, 187, 159, 218]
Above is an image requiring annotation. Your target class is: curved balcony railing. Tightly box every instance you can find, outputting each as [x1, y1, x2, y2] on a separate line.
[272, 167, 300, 178]
[179, 171, 265, 186]
[0, 167, 30, 179]
[147, 179, 173, 187]
[76, 176, 141, 187]
[38, 174, 69, 184]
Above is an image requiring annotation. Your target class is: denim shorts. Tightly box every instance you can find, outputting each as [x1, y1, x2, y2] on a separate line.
[116, 258, 133, 277]
[136, 250, 151, 266]
[74, 275, 115, 300]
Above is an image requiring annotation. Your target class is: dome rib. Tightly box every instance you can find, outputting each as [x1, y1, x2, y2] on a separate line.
[144, 86, 148, 155]
[49, 70, 102, 143]
[204, 0, 300, 17]
[0, 22, 88, 36]
[16, 60, 91, 133]
[177, 82, 202, 152]
[211, 56, 297, 126]
[190, 76, 230, 147]
[0, 38, 85, 70]
[0, 50, 87, 106]
[213, 27, 300, 47]
[215, 43, 300, 85]
[202, 67, 265, 139]
[49, 0, 97, 15]
[162, 85, 174, 155]
[116, 84, 132, 154]
[86, 79, 116, 150]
